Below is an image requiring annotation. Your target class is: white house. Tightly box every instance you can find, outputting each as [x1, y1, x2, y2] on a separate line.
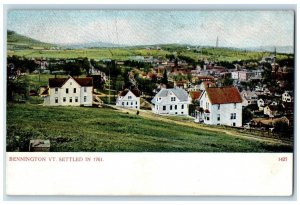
[42, 76, 93, 106]
[257, 98, 265, 111]
[231, 71, 239, 80]
[195, 86, 243, 127]
[240, 90, 258, 107]
[282, 91, 293, 102]
[116, 89, 140, 110]
[151, 87, 191, 115]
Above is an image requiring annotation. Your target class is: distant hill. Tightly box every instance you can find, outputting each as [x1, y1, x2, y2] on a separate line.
[7, 30, 58, 49]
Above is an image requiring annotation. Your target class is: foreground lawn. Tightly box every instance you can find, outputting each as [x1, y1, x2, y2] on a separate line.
[7, 104, 292, 152]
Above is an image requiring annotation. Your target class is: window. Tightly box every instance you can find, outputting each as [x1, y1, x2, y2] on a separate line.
[73, 88, 76, 93]
[66, 88, 69, 94]
[171, 97, 176, 101]
[131, 102, 133, 105]
[170, 105, 172, 110]
[230, 113, 236, 120]
[175, 105, 177, 110]
[55, 97, 58, 103]
[69, 97, 72, 103]
[84, 87, 87, 92]
[122, 102, 124, 106]
[70, 82, 72, 85]
[126, 102, 128, 105]
[217, 104, 220, 110]
[159, 98, 161, 100]
[128, 96, 132, 99]
[233, 122, 236, 127]
[217, 114, 220, 121]
[55, 88, 58, 94]
[234, 103, 237, 109]
[63, 97, 66, 102]
[206, 116, 210, 121]
[75, 97, 78, 102]
[182, 104, 184, 109]
[175, 112, 177, 114]
[163, 106, 166, 110]
[136, 101, 137, 105]
[156, 105, 158, 110]
[84, 96, 87, 102]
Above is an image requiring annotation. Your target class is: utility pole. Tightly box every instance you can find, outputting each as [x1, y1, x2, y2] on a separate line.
[108, 64, 110, 104]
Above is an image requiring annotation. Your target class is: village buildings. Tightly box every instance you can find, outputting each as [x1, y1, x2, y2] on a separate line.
[116, 88, 141, 110]
[195, 86, 243, 127]
[42, 76, 93, 106]
[151, 87, 191, 116]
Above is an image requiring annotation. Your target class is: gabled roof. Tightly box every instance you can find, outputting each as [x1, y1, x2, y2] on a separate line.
[48, 76, 93, 88]
[119, 88, 141, 97]
[170, 88, 189, 101]
[155, 88, 189, 102]
[205, 86, 242, 104]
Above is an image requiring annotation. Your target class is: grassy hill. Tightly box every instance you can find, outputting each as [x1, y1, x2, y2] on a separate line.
[7, 103, 292, 152]
[7, 30, 57, 49]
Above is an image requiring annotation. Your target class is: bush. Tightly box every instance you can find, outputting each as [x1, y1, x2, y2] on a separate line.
[6, 125, 44, 151]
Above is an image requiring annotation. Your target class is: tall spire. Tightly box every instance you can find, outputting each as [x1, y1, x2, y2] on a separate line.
[216, 36, 219, 48]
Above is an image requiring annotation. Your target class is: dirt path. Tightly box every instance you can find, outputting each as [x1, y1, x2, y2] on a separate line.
[110, 105, 291, 146]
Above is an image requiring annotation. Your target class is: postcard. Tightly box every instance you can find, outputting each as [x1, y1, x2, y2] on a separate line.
[5, 7, 294, 196]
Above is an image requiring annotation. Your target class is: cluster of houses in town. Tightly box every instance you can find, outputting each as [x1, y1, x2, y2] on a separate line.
[40, 75, 244, 127]
[39, 54, 293, 129]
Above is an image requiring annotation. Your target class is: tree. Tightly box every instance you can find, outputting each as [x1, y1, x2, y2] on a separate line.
[63, 62, 82, 77]
[7, 63, 29, 102]
[161, 69, 168, 86]
[221, 77, 233, 86]
[81, 57, 91, 75]
[242, 108, 253, 124]
[115, 75, 125, 91]
[273, 120, 291, 139]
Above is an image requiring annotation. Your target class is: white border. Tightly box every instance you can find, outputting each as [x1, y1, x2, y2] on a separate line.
[1, 1, 299, 204]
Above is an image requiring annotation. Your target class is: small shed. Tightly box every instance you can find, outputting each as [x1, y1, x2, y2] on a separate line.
[29, 140, 50, 152]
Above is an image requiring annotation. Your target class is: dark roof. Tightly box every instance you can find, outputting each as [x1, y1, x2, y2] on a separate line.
[73, 78, 93, 87]
[48, 77, 93, 88]
[205, 86, 242, 104]
[189, 91, 202, 100]
[119, 88, 141, 97]
[40, 88, 49, 96]
[49, 78, 67, 87]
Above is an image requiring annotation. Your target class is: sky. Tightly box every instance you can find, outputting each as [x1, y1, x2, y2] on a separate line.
[7, 10, 294, 48]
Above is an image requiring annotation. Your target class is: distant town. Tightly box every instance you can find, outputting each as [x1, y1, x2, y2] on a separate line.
[7, 31, 294, 152]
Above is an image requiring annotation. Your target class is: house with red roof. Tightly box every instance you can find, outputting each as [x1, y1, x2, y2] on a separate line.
[42, 76, 93, 106]
[195, 86, 243, 127]
[116, 88, 141, 110]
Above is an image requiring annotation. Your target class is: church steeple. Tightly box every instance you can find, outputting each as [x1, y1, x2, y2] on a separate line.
[216, 36, 219, 48]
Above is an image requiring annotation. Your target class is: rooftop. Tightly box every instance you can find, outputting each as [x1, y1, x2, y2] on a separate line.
[205, 86, 242, 104]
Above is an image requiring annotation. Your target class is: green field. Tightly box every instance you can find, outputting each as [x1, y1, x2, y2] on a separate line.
[7, 30, 292, 62]
[7, 103, 292, 152]
[7, 47, 290, 62]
